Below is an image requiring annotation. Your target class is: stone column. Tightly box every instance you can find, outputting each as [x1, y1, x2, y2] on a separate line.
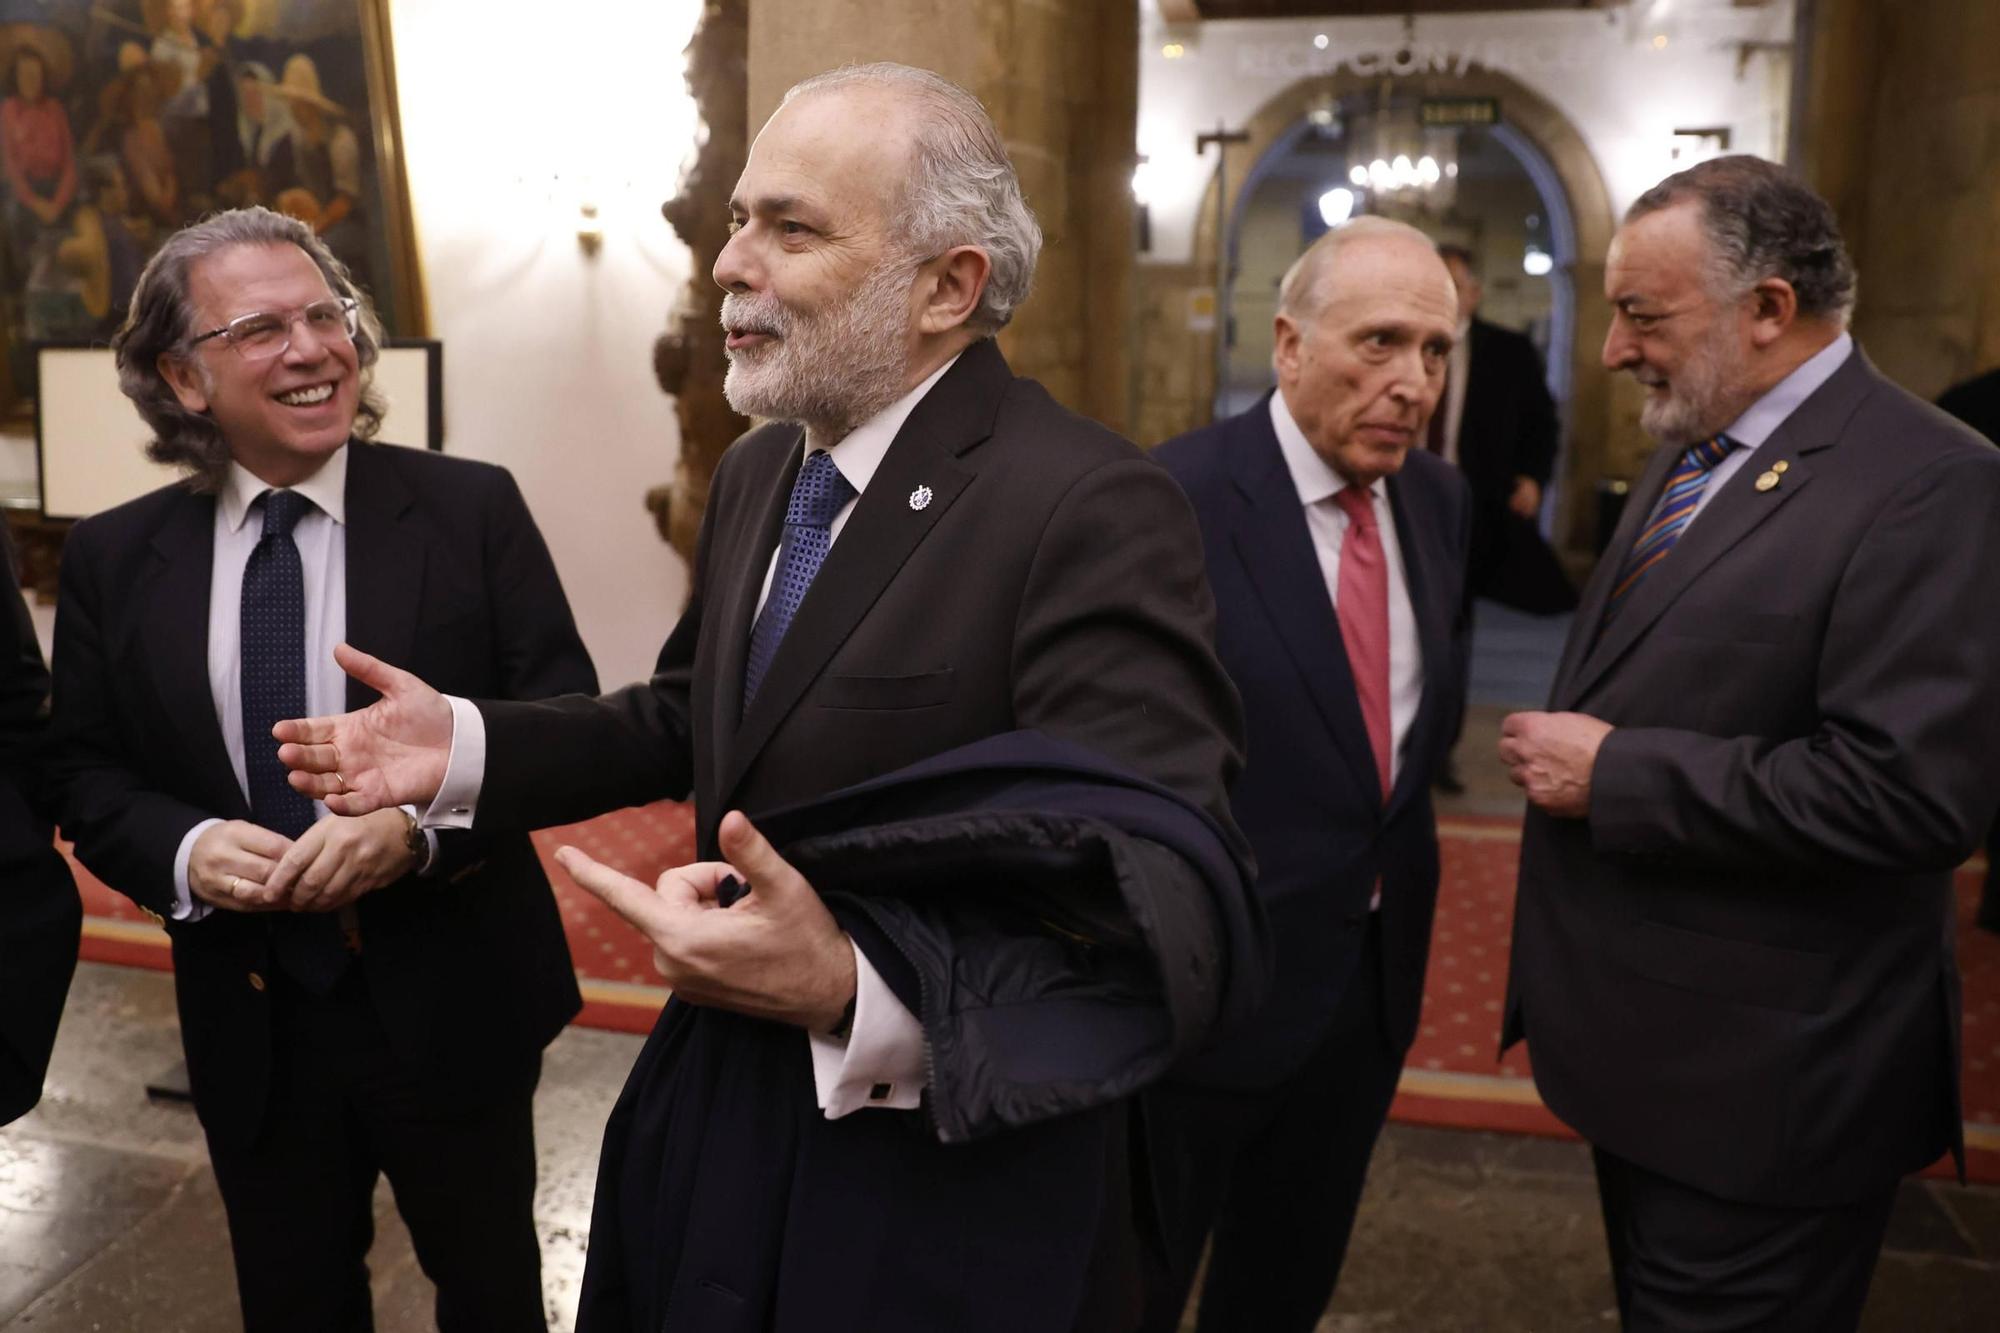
[1798, 0, 2000, 394]
[649, 0, 752, 566]
[743, 0, 1139, 435]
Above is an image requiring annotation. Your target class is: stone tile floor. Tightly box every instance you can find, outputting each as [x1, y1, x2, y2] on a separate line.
[7, 604, 1994, 1330]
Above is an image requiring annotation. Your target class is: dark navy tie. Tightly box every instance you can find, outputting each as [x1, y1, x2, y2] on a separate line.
[242, 489, 346, 992]
[743, 450, 855, 709]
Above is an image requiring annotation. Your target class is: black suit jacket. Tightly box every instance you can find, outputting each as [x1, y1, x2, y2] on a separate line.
[468, 338, 1247, 1332]
[0, 526, 79, 1126]
[1456, 317, 1574, 612]
[1155, 396, 1471, 1087]
[1503, 349, 2000, 1207]
[49, 441, 597, 1148]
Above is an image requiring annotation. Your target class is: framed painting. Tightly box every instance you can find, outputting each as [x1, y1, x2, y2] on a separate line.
[0, 0, 425, 417]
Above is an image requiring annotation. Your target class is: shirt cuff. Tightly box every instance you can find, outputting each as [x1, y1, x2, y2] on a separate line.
[171, 818, 220, 922]
[807, 938, 927, 1118]
[422, 696, 485, 830]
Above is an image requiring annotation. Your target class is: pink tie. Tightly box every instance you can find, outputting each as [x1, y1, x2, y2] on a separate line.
[1334, 486, 1392, 804]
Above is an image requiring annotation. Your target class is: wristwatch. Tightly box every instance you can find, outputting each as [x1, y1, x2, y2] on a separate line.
[827, 991, 858, 1041]
[399, 809, 427, 869]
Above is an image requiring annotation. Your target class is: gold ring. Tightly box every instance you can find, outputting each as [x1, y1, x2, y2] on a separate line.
[229, 874, 242, 894]
[332, 771, 347, 793]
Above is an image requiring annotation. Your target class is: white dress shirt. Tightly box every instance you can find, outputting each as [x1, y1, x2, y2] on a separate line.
[1270, 391, 1425, 828]
[171, 446, 433, 920]
[428, 355, 962, 1118]
[1673, 332, 1853, 528]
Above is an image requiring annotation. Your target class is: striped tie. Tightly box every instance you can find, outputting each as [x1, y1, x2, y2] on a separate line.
[1605, 433, 1739, 619]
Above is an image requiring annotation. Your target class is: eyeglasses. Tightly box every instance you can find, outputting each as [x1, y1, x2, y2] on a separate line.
[189, 298, 359, 360]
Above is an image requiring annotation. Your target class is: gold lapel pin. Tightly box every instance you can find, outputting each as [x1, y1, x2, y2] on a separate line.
[1755, 470, 1781, 492]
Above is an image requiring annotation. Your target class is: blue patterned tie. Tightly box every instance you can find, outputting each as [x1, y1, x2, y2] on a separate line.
[743, 451, 855, 709]
[1605, 433, 1739, 620]
[241, 489, 346, 992]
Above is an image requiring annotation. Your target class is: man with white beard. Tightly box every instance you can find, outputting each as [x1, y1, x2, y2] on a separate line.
[1498, 155, 2000, 1332]
[268, 63, 1250, 1333]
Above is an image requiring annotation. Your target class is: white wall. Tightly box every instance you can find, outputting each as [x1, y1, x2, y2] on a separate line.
[1138, 0, 1797, 267]
[382, 0, 703, 686]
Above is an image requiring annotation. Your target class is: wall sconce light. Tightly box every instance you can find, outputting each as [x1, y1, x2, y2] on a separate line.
[577, 200, 604, 256]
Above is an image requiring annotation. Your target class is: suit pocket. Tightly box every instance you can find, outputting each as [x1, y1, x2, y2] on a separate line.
[816, 668, 955, 711]
[1613, 918, 1834, 1015]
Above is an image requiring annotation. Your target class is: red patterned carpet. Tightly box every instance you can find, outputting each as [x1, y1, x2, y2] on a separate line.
[66, 804, 2000, 1181]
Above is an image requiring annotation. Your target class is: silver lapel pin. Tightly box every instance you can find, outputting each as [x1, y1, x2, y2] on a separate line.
[909, 484, 933, 512]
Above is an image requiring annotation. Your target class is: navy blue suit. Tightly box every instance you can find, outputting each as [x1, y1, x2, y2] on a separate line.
[1142, 396, 1471, 1331]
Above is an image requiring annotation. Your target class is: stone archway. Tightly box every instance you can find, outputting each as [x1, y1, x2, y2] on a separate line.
[1138, 65, 1628, 559]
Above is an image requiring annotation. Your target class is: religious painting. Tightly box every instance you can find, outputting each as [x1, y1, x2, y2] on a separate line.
[0, 0, 423, 415]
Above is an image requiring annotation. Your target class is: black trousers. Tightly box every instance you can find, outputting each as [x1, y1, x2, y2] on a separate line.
[202, 968, 548, 1333]
[1139, 917, 1402, 1333]
[1592, 1148, 1898, 1333]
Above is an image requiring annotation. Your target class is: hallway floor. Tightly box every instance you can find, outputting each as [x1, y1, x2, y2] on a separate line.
[6, 603, 1994, 1330]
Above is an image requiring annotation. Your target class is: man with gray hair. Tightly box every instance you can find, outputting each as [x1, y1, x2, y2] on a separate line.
[268, 64, 1249, 1331]
[1143, 216, 1471, 1332]
[48, 206, 597, 1332]
[1499, 155, 2000, 1330]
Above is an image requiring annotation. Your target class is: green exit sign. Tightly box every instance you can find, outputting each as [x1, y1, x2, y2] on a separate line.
[1420, 98, 1501, 128]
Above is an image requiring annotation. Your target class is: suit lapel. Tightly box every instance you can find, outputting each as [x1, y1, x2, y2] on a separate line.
[1383, 470, 1450, 818]
[1224, 404, 1383, 806]
[340, 443, 426, 708]
[141, 491, 246, 818]
[1562, 348, 1876, 706]
[710, 428, 802, 752]
[716, 342, 1006, 807]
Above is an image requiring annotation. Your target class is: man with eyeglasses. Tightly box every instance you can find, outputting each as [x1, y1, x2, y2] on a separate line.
[46, 206, 597, 1333]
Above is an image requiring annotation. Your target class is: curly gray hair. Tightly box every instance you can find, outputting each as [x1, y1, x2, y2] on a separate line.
[1627, 155, 1856, 325]
[781, 63, 1042, 337]
[112, 206, 386, 492]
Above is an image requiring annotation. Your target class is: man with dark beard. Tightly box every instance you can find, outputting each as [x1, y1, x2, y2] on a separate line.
[1498, 155, 2000, 1331]
[267, 63, 1249, 1332]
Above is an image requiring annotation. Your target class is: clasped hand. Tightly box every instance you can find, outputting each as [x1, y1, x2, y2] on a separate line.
[189, 810, 416, 913]
[1498, 710, 1612, 818]
[556, 811, 857, 1033]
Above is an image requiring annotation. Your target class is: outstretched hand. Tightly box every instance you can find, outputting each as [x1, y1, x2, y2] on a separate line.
[555, 811, 856, 1032]
[272, 643, 454, 817]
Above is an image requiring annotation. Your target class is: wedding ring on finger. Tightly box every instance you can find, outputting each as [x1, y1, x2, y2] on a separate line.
[332, 771, 348, 794]
[229, 874, 242, 895]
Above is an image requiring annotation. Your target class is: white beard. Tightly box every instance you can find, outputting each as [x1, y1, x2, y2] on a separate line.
[721, 258, 916, 440]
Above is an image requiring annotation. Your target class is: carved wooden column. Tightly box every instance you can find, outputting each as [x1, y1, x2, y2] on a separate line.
[648, 0, 751, 565]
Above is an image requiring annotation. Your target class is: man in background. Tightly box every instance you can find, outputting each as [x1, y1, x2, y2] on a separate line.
[49, 206, 597, 1333]
[0, 524, 79, 1127]
[1501, 156, 2000, 1331]
[1432, 242, 1571, 788]
[1141, 217, 1471, 1333]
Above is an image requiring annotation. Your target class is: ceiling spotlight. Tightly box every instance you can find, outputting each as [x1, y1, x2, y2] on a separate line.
[1163, 42, 1186, 60]
[1523, 246, 1554, 277]
[1314, 34, 1330, 51]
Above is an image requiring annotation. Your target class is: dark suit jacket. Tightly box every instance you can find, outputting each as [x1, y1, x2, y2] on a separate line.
[1155, 396, 1472, 1087]
[0, 526, 79, 1126]
[1503, 348, 2000, 1208]
[1457, 316, 1574, 612]
[468, 338, 1247, 1332]
[49, 441, 597, 1148]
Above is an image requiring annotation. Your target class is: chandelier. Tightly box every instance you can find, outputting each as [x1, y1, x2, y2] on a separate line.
[1343, 82, 1459, 216]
